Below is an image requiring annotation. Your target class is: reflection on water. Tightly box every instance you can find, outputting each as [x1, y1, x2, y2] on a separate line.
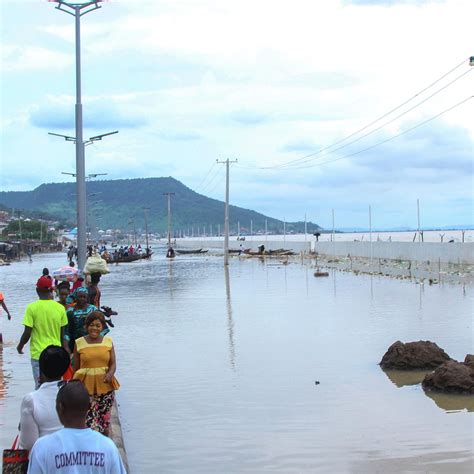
[224, 266, 235, 370]
[425, 391, 474, 413]
[0, 252, 473, 473]
[0, 345, 6, 406]
[383, 369, 430, 387]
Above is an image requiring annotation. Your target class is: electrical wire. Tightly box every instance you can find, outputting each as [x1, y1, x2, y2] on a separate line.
[206, 165, 229, 194]
[249, 56, 471, 170]
[271, 68, 472, 170]
[194, 162, 216, 193]
[199, 165, 225, 194]
[285, 95, 473, 170]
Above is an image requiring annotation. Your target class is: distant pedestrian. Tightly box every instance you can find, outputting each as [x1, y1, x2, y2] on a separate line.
[71, 274, 85, 292]
[0, 291, 12, 343]
[56, 282, 71, 310]
[27, 380, 126, 473]
[17, 277, 69, 388]
[19, 345, 70, 450]
[42, 268, 54, 289]
[88, 273, 102, 309]
[0, 291, 12, 321]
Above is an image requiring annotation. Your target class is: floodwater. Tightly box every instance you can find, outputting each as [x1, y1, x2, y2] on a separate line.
[0, 252, 473, 473]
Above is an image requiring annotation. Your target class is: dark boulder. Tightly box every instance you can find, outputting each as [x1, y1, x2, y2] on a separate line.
[422, 358, 474, 394]
[379, 340, 451, 370]
[464, 354, 474, 369]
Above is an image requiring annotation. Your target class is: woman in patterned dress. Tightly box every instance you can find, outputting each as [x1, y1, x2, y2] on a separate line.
[72, 311, 119, 435]
[66, 287, 99, 352]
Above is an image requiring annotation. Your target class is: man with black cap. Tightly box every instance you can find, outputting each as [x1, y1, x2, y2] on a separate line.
[17, 277, 69, 388]
[28, 381, 126, 473]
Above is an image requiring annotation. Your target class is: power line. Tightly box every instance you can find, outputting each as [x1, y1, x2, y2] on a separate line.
[236, 56, 470, 171]
[286, 95, 473, 170]
[206, 166, 227, 194]
[200, 165, 225, 194]
[194, 162, 216, 193]
[272, 68, 472, 170]
[207, 162, 236, 194]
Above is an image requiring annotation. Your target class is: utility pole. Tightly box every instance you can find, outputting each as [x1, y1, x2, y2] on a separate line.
[143, 207, 150, 252]
[163, 193, 175, 248]
[216, 159, 238, 265]
[332, 209, 335, 242]
[369, 205, 373, 263]
[304, 213, 307, 243]
[417, 198, 421, 242]
[50, 0, 107, 271]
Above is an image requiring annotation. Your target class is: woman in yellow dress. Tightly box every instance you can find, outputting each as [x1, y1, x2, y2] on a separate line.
[73, 311, 119, 435]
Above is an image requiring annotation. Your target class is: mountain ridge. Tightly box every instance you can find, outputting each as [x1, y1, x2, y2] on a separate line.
[0, 177, 322, 234]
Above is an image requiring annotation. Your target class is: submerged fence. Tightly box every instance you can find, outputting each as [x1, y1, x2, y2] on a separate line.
[176, 238, 473, 265]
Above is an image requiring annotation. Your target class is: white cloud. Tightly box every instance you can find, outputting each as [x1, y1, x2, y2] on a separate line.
[2, 44, 72, 72]
[1, 0, 473, 227]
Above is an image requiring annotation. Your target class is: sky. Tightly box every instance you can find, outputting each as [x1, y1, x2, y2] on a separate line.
[1, 0, 473, 229]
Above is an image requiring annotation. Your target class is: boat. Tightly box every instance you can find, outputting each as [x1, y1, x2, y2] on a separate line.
[107, 252, 152, 263]
[175, 248, 209, 255]
[242, 248, 295, 257]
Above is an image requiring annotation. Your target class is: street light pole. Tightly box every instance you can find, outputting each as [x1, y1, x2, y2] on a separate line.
[51, 0, 104, 270]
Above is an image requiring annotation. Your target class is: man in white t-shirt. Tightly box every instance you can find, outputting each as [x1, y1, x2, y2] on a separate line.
[28, 380, 126, 474]
[19, 345, 70, 450]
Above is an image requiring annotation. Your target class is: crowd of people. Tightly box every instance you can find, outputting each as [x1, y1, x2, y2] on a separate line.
[1, 265, 126, 473]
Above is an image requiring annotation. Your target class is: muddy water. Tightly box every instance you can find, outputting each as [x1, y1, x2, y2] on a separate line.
[0, 252, 472, 473]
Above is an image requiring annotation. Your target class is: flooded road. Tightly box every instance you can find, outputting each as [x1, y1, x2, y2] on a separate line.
[0, 252, 473, 473]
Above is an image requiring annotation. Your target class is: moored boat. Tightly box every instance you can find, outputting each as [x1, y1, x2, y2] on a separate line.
[107, 252, 152, 263]
[242, 248, 295, 257]
[175, 248, 209, 255]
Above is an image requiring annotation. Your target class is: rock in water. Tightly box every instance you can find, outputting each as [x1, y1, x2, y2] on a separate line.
[422, 357, 474, 394]
[379, 340, 451, 370]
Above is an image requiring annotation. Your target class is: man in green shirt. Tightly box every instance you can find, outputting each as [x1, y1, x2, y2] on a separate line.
[17, 277, 69, 388]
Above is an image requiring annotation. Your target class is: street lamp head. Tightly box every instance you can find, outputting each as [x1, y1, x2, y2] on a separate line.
[88, 173, 108, 178]
[470, 56, 474, 66]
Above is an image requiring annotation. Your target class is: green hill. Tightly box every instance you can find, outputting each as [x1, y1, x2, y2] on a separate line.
[0, 177, 322, 235]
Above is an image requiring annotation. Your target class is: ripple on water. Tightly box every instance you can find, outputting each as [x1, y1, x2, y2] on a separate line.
[1, 252, 473, 473]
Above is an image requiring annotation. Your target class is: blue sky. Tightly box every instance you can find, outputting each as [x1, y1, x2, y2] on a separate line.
[1, 0, 473, 229]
